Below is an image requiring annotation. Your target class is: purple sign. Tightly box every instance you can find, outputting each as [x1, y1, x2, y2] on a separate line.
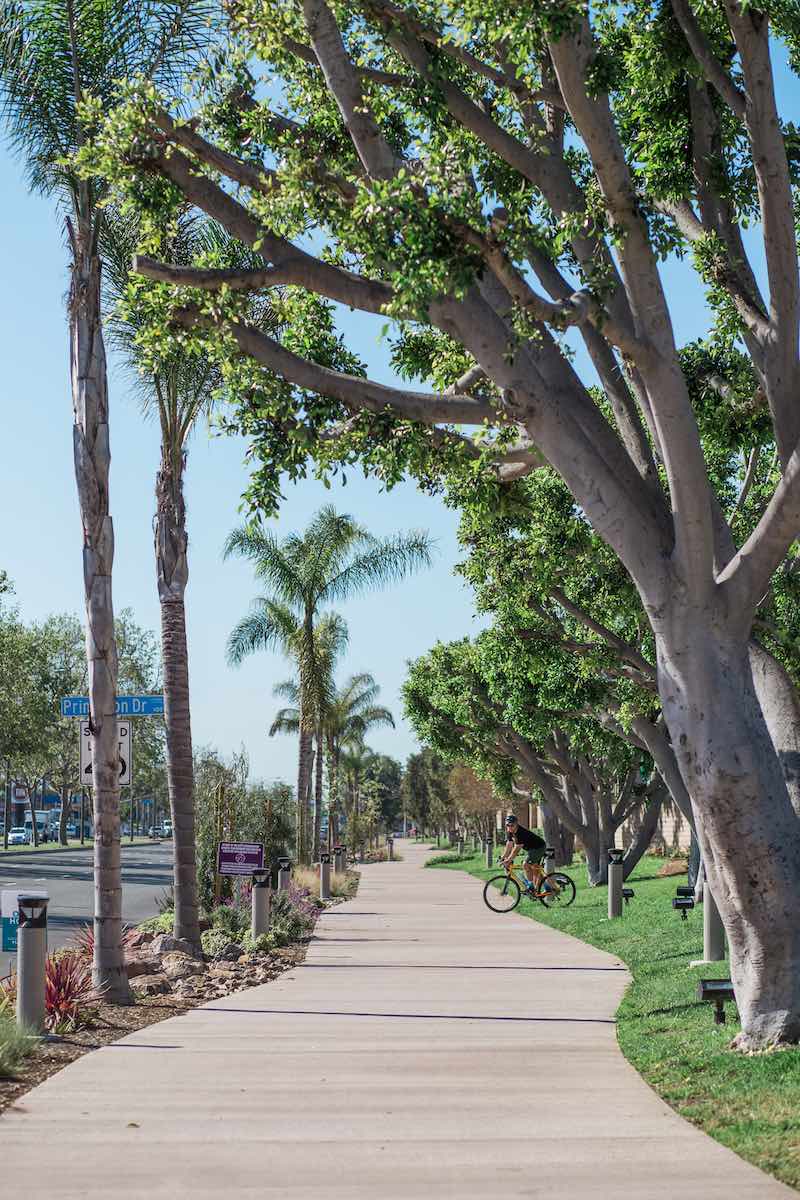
[216, 841, 265, 876]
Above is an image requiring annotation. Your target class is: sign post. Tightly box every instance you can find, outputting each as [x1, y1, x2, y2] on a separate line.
[216, 841, 265, 877]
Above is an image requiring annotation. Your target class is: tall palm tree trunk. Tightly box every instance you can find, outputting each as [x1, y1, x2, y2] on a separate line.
[313, 727, 323, 859]
[69, 216, 130, 1002]
[155, 441, 201, 952]
[296, 722, 313, 863]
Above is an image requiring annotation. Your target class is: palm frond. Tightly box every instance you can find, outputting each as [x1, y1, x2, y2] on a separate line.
[321, 530, 433, 607]
[224, 525, 304, 608]
[226, 598, 299, 667]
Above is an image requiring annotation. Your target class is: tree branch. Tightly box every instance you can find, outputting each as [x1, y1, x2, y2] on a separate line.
[718, 441, 800, 621]
[670, 0, 746, 118]
[173, 307, 497, 425]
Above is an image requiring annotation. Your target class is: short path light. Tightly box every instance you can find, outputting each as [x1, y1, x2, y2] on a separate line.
[277, 857, 292, 892]
[607, 848, 625, 919]
[17, 893, 48, 1033]
[319, 852, 332, 900]
[251, 869, 270, 937]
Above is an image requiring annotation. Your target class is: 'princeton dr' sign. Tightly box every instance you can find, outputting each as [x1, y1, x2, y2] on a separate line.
[216, 841, 265, 876]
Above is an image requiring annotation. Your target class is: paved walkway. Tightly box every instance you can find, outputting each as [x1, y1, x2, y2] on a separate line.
[1, 841, 794, 1198]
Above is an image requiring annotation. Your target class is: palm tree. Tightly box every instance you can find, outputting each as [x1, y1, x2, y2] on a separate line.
[0, 0, 211, 999]
[269, 615, 347, 857]
[339, 741, 379, 854]
[101, 212, 265, 951]
[225, 507, 431, 861]
[323, 674, 394, 848]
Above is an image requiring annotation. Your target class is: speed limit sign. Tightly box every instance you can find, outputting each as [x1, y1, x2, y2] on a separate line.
[79, 721, 132, 787]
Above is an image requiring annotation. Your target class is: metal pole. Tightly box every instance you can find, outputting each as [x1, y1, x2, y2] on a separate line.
[320, 852, 331, 901]
[484, 837, 493, 869]
[80, 789, 85, 845]
[16, 894, 48, 1033]
[387, 837, 394, 862]
[608, 849, 624, 919]
[251, 871, 270, 937]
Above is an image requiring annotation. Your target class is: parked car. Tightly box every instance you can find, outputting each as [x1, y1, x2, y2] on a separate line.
[8, 827, 30, 846]
[161, 821, 173, 838]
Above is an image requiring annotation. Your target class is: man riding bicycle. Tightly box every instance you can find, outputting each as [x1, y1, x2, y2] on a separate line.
[499, 814, 548, 894]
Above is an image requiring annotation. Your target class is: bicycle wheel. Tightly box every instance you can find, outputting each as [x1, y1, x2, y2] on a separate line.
[483, 874, 522, 913]
[540, 872, 576, 908]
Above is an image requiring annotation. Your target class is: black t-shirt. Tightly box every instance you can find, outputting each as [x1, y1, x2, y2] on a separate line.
[509, 824, 546, 852]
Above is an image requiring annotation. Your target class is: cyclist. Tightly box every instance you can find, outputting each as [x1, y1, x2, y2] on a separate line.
[499, 813, 548, 894]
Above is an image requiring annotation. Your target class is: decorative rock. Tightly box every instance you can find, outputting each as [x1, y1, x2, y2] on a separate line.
[127, 929, 154, 950]
[130, 973, 171, 996]
[150, 933, 196, 957]
[125, 955, 161, 979]
[213, 941, 245, 963]
[161, 953, 207, 982]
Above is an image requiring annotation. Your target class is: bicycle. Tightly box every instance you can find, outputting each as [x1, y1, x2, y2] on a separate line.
[483, 859, 576, 913]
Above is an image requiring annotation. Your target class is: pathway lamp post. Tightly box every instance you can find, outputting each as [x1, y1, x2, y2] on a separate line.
[608, 848, 625, 919]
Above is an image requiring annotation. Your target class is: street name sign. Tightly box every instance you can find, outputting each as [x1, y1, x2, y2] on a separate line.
[61, 695, 164, 718]
[217, 841, 265, 876]
[80, 721, 132, 787]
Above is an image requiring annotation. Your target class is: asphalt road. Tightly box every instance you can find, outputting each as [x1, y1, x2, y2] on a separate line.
[0, 842, 174, 977]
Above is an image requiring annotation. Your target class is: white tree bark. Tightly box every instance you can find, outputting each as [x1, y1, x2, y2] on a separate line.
[69, 216, 131, 1003]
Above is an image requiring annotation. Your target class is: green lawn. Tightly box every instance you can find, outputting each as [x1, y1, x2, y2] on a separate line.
[429, 850, 800, 1191]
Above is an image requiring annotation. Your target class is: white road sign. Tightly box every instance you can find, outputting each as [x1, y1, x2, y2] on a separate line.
[80, 721, 132, 787]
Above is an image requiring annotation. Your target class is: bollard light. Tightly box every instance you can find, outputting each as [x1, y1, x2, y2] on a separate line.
[319, 851, 332, 900]
[607, 850, 624, 919]
[251, 870, 270, 937]
[17, 892, 49, 1034]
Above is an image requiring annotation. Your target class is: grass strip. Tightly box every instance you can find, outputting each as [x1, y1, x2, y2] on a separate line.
[430, 850, 800, 1191]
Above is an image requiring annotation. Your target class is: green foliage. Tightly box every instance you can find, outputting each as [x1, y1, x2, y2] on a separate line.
[138, 909, 174, 935]
[200, 928, 232, 957]
[0, 1012, 35, 1076]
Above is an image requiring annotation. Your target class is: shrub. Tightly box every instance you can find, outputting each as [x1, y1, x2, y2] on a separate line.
[208, 903, 250, 939]
[201, 928, 232, 958]
[0, 1013, 34, 1077]
[425, 851, 473, 866]
[241, 931, 273, 954]
[1, 952, 96, 1035]
[70, 922, 142, 959]
[44, 952, 96, 1033]
[136, 910, 174, 935]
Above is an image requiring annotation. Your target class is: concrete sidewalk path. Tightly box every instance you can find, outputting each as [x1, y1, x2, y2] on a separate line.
[1, 841, 794, 1199]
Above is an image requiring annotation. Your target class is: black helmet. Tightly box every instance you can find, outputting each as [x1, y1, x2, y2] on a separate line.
[505, 814, 518, 825]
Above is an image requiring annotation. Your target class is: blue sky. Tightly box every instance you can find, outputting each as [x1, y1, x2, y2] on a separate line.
[0, 151, 481, 786]
[0, 42, 794, 787]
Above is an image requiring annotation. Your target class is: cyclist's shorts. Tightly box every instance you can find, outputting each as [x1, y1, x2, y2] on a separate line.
[525, 849, 545, 865]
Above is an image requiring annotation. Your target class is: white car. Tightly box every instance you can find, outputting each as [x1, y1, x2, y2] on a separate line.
[8, 827, 30, 846]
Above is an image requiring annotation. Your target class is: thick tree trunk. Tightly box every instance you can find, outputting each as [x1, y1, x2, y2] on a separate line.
[749, 641, 800, 819]
[155, 443, 201, 953]
[622, 786, 665, 879]
[657, 621, 800, 1048]
[540, 802, 574, 866]
[296, 724, 313, 863]
[69, 219, 131, 1002]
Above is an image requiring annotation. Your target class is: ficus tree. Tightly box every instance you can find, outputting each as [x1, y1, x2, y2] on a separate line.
[404, 634, 667, 883]
[82, 0, 800, 1043]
